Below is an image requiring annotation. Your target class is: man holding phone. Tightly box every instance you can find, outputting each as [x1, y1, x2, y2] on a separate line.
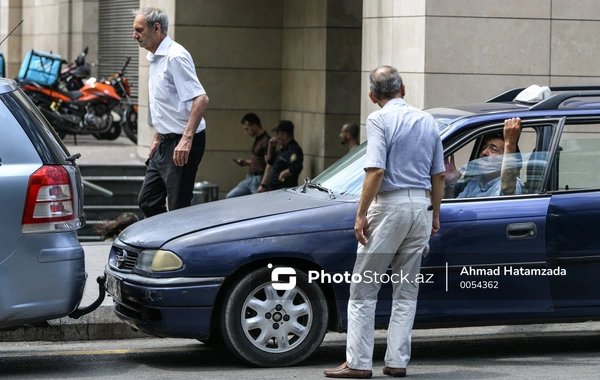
[226, 113, 271, 198]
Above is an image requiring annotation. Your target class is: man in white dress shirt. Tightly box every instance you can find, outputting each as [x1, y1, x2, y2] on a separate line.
[132, 6, 209, 217]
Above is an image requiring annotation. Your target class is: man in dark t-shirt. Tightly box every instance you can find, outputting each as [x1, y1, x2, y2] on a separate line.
[226, 113, 270, 198]
[266, 120, 304, 191]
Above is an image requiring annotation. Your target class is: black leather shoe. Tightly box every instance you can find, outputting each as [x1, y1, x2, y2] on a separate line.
[383, 366, 406, 377]
[324, 362, 373, 378]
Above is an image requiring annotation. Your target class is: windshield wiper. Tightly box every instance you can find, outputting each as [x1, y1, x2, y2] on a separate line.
[300, 177, 335, 199]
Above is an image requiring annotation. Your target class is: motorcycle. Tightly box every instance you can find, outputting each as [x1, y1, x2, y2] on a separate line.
[102, 57, 137, 144]
[20, 78, 123, 141]
[54, 50, 137, 144]
[17, 49, 125, 141]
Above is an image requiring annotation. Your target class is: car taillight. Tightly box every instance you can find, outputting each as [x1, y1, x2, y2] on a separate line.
[21, 165, 81, 233]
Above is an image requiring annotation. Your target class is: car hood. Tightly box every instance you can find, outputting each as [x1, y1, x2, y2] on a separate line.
[119, 189, 337, 248]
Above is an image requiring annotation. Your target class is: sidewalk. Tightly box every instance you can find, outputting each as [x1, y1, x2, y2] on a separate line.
[62, 134, 145, 166]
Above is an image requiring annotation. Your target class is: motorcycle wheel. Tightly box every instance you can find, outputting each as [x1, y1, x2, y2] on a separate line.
[93, 122, 122, 141]
[121, 106, 138, 144]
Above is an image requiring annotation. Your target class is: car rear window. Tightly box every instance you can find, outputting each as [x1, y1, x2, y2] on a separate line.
[0, 89, 73, 165]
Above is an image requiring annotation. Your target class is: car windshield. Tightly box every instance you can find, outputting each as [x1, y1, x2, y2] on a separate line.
[311, 143, 367, 197]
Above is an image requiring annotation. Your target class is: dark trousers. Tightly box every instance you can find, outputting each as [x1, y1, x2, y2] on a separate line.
[138, 130, 206, 217]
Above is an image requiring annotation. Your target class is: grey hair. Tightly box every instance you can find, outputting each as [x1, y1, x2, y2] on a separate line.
[132, 6, 169, 35]
[369, 65, 403, 100]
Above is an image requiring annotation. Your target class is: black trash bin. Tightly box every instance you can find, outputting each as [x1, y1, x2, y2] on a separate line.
[191, 181, 219, 205]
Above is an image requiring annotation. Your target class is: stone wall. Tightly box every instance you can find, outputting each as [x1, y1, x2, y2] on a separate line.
[360, 0, 600, 129]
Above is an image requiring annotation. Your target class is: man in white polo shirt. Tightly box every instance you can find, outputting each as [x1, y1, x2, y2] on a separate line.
[132, 6, 209, 217]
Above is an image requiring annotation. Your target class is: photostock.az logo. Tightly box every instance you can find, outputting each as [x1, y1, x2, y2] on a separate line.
[268, 263, 296, 290]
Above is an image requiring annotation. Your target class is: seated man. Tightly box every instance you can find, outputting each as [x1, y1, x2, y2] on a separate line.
[447, 117, 524, 198]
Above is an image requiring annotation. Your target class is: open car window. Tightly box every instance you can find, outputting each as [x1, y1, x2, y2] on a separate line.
[443, 122, 560, 199]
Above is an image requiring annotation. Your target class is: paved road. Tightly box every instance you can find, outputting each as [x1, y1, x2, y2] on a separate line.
[1, 330, 600, 379]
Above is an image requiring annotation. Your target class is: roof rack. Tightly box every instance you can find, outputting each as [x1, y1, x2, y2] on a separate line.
[486, 86, 600, 111]
[487, 86, 600, 103]
[529, 90, 600, 110]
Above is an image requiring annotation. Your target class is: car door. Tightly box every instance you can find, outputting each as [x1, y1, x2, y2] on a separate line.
[416, 117, 566, 318]
[545, 118, 600, 307]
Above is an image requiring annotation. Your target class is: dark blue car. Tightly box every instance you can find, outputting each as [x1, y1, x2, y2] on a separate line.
[104, 86, 600, 367]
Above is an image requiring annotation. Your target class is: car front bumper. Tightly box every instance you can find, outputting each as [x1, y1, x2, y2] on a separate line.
[104, 265, 225, 339]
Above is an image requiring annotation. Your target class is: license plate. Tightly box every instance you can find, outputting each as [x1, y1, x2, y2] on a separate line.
[105, 273, 121, 300]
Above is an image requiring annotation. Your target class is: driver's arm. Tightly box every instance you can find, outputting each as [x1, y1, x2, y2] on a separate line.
[500, 117, 522, 195]
[443, 154, 462, 198]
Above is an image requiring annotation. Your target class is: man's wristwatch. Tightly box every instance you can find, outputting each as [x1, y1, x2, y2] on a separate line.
[260, 183, 267, 188]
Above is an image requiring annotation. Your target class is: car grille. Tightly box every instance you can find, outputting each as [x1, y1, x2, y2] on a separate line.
[113, 246, 139, 271]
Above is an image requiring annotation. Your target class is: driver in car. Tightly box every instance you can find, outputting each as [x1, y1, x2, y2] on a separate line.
[446, 117, 524, 198]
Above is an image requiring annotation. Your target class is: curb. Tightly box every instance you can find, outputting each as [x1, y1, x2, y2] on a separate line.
[0, 306, 149, 343]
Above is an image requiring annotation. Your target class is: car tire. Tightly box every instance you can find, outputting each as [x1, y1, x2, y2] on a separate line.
[220, 266, 328, 367]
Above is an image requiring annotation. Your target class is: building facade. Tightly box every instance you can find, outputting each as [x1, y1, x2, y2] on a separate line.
[2, 0, 599, 197]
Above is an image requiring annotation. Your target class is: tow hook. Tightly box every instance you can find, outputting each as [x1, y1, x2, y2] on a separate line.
[69, 276, 106, 319]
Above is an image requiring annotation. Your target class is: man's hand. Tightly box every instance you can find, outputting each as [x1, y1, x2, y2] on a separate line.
[354, 168, 384, 246]
[234, 159, 248, 166]
[503, 117, 521, 146]
[148, 133, 160, 159]
[173, 136, 192, 166]
[444, 154, 461, 183]
[268, 137, 278, 156]
[500, 117, 522, 195]
[278, 168, 291, 181]
[431, 217, 440, 236]
[354, 214, 368, 246]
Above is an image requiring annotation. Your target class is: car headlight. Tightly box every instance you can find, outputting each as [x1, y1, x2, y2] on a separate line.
[136, 249, 183, 272]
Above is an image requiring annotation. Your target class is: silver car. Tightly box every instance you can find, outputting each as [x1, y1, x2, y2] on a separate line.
[0, 78, 92, 329]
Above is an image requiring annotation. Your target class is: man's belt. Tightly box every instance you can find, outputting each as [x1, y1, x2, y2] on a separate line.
[250, 171, 264, 176]
[160, 133, 181, 140]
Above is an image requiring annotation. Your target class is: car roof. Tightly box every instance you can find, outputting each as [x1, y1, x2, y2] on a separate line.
[428, 85, 600, 134]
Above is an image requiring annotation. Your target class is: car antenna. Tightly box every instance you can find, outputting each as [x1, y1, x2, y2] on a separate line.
[0, 20, 23, 47]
